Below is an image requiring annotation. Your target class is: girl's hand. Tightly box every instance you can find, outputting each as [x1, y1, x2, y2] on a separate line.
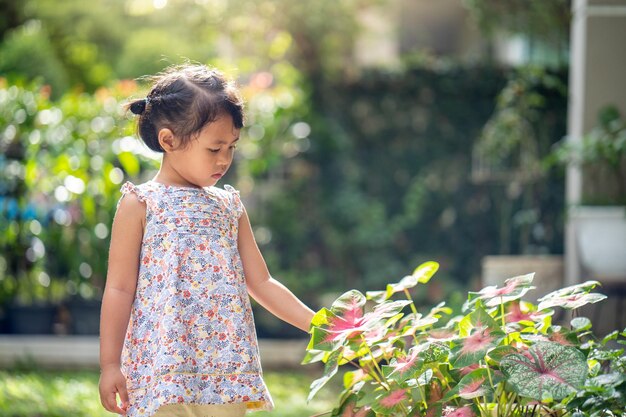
[99, 366, 129, 415]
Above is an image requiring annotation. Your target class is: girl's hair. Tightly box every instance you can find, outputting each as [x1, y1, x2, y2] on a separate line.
[126, 64, 245, 152]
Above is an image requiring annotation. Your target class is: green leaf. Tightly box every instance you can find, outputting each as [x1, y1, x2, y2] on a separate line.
[500, 341, 587, 401]
[538, 280, 607, 311]
[400, 314, 439, 338]
[412, 261, 440, 284]
[426, 301, 452, 318]
[307, 349, 341, 402]
[458, 305, 499, 337]
[310, 307, 333, 328]
[343, 369, 368, 390]
[418, 342, 449, 363]
[307, 326, 341, 351]
[451, 332, 502, 368]
[570, 317, 592, 332]
[382, 347, 424, 383]
[487, 345, 518, 362]
[301, 349, 329, 365]
[443, 368, 498, 401]
[465, 273, 535, 309]
[366, 262, 439, 302]
[416, 368, 433, 386]
[331, 290, 366, 315]
[601, 330, 619, 345]
[372, 299, 412, 316]
[453, 307, 503, 368]
[365, 290, 388, 303]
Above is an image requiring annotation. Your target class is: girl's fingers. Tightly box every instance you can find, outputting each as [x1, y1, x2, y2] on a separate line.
[117, 382, 130, 411]
[104, 391, 127, 415]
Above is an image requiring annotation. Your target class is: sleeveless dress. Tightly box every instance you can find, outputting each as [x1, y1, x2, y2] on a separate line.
[117, 180, 273, 417]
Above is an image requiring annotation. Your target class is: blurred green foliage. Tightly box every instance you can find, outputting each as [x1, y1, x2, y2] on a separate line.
[0, 0, 381, 95]
[0, 0, 569, 315]
[258, 66, 567, 301]
[0, 369, 337, 417]
[474, 66, 569, 254]
[0, 79, 153, 304]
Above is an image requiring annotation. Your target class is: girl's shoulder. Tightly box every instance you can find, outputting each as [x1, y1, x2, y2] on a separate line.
[117, 180, 163, 212]
[119, 180, 158, 201]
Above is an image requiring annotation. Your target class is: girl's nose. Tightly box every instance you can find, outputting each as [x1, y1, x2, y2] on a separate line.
[217, 156, 229, 167]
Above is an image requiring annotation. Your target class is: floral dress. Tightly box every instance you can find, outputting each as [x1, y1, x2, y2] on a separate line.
[117, 180, 273, 417]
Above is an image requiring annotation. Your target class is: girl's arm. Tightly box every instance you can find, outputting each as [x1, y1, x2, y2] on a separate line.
[238, 206, 315, 332]
[99, 193, 145, 415]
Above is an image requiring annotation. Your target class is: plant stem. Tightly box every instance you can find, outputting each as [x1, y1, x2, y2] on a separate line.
[360, 336, 389, 389]
[403, 289, 419, 315]
[493, 384, 504, 417]
[485, 360, 495, 388]
[474, 398, 487, 416]
[434, 369, 462, 407]
[418, 380, 427, 410]
[483, 394, 490, 417]
[509, 395, 520, 417]
[403, 288, 422, 345]
[503, 392, 517, 417]
[364, 360, 387, 390]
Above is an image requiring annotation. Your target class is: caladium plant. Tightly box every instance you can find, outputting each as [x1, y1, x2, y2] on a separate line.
[304, 261, 626, 417]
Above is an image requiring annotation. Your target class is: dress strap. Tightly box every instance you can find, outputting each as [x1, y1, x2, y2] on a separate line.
[117, 181, 151, 211]
[223, 184, 244, 219]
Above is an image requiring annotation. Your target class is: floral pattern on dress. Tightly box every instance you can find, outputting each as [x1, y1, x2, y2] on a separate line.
[117, 180, 273, 417]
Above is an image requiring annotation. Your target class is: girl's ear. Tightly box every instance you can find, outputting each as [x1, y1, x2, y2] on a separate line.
[158, 128, 179, 152]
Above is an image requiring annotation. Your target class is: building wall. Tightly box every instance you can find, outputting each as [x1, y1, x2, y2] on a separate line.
[584, 0, 626, 131]
[566, 0, 626, 287]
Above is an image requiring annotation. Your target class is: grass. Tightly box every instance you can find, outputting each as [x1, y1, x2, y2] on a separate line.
[0, 369, 337, 417]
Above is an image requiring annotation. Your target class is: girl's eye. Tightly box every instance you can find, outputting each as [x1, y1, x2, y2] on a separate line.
[209, 148, 220, 153]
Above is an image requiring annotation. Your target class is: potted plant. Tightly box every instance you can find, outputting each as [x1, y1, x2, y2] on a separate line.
[304, 261, 625, 416]
[547, 105, 626, 282]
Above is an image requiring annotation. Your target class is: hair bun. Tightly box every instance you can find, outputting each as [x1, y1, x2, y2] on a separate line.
[129, 98, 147, 115]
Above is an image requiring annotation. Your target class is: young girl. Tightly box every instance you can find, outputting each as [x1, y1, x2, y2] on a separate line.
[99, 64, 315, 417]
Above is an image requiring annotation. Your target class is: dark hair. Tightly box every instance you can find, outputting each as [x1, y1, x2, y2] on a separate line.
[125, 64, 245, 152]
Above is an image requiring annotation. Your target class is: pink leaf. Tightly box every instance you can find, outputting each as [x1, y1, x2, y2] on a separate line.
[444, 406, 475, 417]
[460, 327, 494, 356]
[469, 273, 535, 308]
[459, 376, 487, 399]
[379, 389, 408, 408]
[549, 331, 573, 346]
[459, 363, 481, 376]
[481, 274, 533, 297]
[427, 328, 456, 342]
[507, 302, 536, 323]
[390, 347, 421, 376]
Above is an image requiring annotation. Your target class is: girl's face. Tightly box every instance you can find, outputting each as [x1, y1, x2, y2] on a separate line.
[163, 114, 240, 188]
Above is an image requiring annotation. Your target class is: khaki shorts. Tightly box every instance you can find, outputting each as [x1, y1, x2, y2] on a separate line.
[153, 403, 246, 417]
